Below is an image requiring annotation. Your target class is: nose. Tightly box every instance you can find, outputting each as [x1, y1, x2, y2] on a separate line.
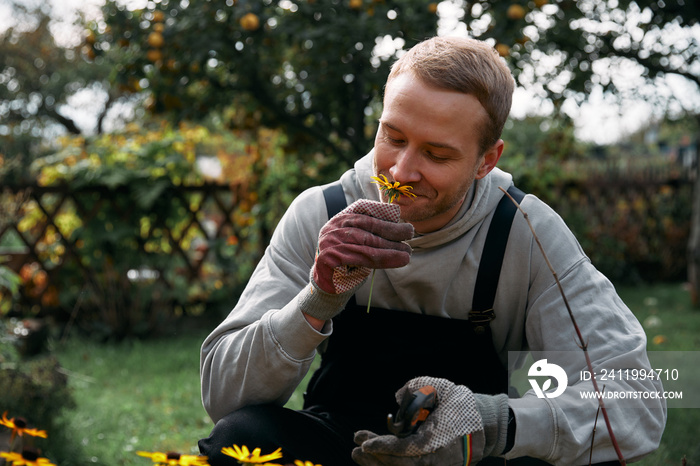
[389, 147, 421, 185]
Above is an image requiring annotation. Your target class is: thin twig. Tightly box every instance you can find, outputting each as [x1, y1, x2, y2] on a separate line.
[589, 385, 606, 466]
[499, 187, 626, 465]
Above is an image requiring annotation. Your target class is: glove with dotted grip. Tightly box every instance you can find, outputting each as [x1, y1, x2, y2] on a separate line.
[352, 376, 510, 466]
[298, 199, 413, 321]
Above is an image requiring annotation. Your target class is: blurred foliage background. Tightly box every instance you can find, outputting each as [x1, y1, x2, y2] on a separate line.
[0, 0, 697, 324]
[0, 0, 699, 463]
[0, 0, 698, 336]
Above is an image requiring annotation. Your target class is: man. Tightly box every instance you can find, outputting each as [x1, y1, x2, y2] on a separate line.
[199, 36, 665, 465]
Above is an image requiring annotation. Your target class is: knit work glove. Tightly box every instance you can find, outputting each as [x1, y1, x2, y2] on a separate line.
[298, 199, 413, 321]
[352, 376, 510, 466]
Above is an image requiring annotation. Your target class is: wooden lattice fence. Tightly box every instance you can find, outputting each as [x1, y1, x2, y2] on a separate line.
[0, 182, 263, 338]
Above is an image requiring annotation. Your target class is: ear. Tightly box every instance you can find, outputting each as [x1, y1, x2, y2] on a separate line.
[475, 139, 504, 180]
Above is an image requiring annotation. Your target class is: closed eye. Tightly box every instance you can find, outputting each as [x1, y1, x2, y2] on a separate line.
[384, 134, 404, 145]
[425, 150, 449, 162]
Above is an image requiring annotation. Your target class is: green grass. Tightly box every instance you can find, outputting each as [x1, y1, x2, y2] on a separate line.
[615, 283, 700, 465]
[51, 283, 700, 465]
[53, 327, 213, 466]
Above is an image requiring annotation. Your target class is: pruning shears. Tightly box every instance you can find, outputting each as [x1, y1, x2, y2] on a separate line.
[387, 385, 438, 438]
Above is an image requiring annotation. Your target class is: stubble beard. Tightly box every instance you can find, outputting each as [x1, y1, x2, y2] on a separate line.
[400, 176, 473, 224]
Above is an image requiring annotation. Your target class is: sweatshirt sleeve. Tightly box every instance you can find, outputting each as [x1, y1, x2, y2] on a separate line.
[200, 187, 331, 423]
[502, 196, 667, 465]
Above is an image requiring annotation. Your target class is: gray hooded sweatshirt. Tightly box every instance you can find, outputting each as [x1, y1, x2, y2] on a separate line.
[200, 152, 665, 465]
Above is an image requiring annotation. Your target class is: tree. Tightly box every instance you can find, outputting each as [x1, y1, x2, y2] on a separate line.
[472, 1, 699, 109]
[94, 0, 699, 153]
[0, 1, 133, 184]
[93, 0, 442, 169]
[93, 0, 700, 295]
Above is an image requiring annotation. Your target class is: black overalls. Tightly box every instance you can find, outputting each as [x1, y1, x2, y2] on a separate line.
[303, 297, 527, 465]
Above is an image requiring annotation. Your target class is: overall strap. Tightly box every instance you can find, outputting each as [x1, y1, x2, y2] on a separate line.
[321, 181, 347, 219]
[469, 185, 525, 333]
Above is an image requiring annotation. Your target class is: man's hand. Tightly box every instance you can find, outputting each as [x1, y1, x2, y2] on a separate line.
[352, 376, 510, 466]
[298, 199, 413, 321]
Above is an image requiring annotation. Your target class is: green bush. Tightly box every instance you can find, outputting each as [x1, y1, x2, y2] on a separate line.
[0, 321, 74, 423]
[13, 122, 333, 339]
[0, 356, 74, 428]
[0, 323, 81, 464]
[499, 150, 691, 284]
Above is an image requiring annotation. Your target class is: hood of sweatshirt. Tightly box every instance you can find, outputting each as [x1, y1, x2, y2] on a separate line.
[346, 151, 514, 250]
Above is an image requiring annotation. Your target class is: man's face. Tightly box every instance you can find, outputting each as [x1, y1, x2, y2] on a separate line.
[373, 72, 503, 233]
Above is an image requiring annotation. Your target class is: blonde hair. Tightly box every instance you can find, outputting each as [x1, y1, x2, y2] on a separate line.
[388, 36, 514, 155]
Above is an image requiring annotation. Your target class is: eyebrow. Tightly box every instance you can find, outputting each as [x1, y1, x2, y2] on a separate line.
[379, 120, 460, 152]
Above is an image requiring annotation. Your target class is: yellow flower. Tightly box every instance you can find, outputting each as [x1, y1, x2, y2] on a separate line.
[0, 450, 56, 466]
[371, 174, 416, 203]
[294, 461, 322, 466]
[136, 451, 210, 466]
[221, 445, 283, 464]
[0, 412, 48, 442]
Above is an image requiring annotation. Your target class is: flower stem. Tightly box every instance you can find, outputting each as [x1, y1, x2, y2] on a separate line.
[367, 269, 376, 313]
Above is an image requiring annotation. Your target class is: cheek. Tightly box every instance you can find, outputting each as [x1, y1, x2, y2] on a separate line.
[373, 143, 397, 171]
[421, 166, 448, 186]
[422, 167, 465, 196]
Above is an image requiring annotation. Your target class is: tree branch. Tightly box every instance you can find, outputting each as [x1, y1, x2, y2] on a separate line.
[96, 91, 117, 135]
[44, 107, 82, 135]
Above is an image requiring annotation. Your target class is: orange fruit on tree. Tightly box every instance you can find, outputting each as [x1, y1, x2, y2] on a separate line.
[148, 31, 164, 48]
[349, 0, 362, 10]
[495, 43, 510, 57]
[240, 12, 260, 31]
[85, 30, 96, 45]
[506, 4, 526, 20]
[84, 47, 96, 60]
[147, 49, 163, 62]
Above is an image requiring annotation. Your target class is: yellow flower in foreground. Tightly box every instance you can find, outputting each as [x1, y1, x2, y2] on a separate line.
[221, 445, 283, 464]
[0, 412, 48, 442]
[294, 461, 322, 466]
[0, 450, 56, 466]
[136, 451, 209, 466]
[371, 174, 417, 203]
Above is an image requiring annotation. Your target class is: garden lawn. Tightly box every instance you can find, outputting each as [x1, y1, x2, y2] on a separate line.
[616, 283, 700, 465]
[54, 283, 700, 466]
[55, 327, 214, 466]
